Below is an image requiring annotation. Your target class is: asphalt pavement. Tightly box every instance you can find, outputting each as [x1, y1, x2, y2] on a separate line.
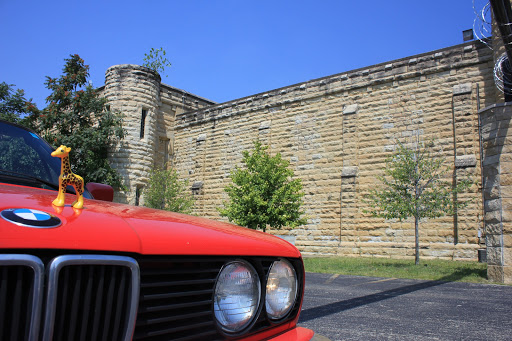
[298, 272, 512, 341]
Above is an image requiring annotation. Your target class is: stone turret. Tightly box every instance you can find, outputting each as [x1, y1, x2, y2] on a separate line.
[103, 64, 161, 204]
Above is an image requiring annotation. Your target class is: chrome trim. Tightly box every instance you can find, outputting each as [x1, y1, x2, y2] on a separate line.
[0, 254, 44, 341]
[42, 255, 140, 341]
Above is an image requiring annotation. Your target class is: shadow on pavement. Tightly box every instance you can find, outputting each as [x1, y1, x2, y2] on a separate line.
[299, 270, 478, 323]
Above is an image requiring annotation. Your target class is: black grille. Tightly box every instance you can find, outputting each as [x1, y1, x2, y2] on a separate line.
[51, 265, 133, 341]
[43, 255, 139, 341]
[134, 258, 226, 341]
[0, 255, 43, 341]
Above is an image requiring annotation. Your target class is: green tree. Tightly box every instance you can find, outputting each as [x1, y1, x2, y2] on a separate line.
[364, 140, 472, 265]
[37, 54, 125, 188]
[0, 82, 38, 127]
[142, 47, 172, 77]
[219, 141, 307, 232]
[143, 167, 194, 214]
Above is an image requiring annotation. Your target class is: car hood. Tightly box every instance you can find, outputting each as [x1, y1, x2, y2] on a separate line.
[0, 184, 300, 257]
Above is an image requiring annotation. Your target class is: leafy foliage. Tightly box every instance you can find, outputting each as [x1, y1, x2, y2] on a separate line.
[143, 167, 194, 214]
[142, 47, 172, 77]
[364, 140, 471, 264]
[219, 141, 307, 232]
[0, 82, 38, 127]
[37, 54, 125, 188]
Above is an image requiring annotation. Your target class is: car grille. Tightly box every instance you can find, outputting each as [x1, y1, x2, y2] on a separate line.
[44, 256, 139, 341]
[0, 255, 44, 341]
[0, 254, 303, 341]
[135, 257, 225, 341]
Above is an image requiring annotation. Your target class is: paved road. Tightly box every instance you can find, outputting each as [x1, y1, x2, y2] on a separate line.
[298, 273, 512, 341]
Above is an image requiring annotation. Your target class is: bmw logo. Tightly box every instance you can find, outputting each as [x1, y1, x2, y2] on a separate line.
[1, 208, 61, 228]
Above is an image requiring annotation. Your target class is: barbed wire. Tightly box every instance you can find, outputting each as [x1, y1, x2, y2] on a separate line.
[494, 52, 512, 95]
[473, 0, 492, 48]
[473, 0, 512, 95]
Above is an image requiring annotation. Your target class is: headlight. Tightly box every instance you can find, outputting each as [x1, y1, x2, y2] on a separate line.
[265, 259, 298, 320]
[213, 261, 261, 333]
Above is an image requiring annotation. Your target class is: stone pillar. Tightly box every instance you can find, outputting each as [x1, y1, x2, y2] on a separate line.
[103, 64, 161, 204]
[479, 103, 512, 284]
[452, 83, 481, 250]
[339, 104, 359, 253]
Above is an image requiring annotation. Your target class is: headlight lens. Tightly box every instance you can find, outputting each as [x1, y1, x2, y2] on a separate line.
[213, 261, 261, 333]
[265, 259, 298, 320]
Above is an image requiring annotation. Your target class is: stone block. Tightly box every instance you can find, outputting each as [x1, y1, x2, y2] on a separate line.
[486, 246, 503, 265]
[343, 104, 359, 115]
[487, 265, 504, 282]
[341, 166, 358, 178]
[504, 266, 512, 284]
[483, 154, 500, 166]
[486, 222, 503, 236]
[453, 83, 472, 95]
[484, 198, 502, 212]
[501, 173, 512, 186]
[455, 155, 477, 168]
[486, 233, 503, 247]
[485, 209, 503, 225]
[259, 120, 271, 130]
[196, 134, 207, 142]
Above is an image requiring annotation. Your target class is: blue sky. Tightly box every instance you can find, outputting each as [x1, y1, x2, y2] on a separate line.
[1, 0, 489, 108]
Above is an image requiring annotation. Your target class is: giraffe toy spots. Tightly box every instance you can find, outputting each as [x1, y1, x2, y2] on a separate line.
[51, 145, 85, 209]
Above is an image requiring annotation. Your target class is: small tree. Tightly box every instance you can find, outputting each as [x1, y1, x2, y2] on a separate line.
[219, 141, 307, 232]
[37, 54, 125, 188]
[143, 167, 195, 214]
[364, 140, 471, 265]
[142, 47, 172, 77]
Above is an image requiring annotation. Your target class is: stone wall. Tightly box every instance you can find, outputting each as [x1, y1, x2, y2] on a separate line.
[480, 103, 512, 284]
[101, 39, 501, 262]
[100, 65, 215, 204]
[172, 40, 495, 260]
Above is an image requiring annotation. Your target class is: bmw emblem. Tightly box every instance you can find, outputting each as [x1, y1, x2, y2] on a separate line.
[1, 208, 62, 228]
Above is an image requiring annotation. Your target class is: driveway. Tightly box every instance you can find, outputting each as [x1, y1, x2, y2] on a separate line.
[298, 272, 512, 341]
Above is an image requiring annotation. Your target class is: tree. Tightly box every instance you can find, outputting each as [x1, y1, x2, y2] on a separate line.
[143, 167, 194, 214]
[364, 140, 471, 265]
[219, 141, 307, 232]
[142, 47, 172, 77]
[37, 54, 125, 188]
[0, 82, 38, 127]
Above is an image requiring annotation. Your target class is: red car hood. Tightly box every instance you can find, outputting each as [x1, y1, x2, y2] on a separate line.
[0, 184, 300, 257]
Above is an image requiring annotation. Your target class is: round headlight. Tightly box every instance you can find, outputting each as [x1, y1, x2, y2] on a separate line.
[265, 259, 298, 320]
[213, 261, 261, 333]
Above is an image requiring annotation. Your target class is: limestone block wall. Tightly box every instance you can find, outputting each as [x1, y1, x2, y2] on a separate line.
[173, 40, 495, 260]
[101, 65, 215, 204]
[480, 103, 512, 284]
[155, 84, 216, 170]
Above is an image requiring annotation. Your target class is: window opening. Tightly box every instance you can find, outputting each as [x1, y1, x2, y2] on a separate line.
[135, 185, 142, 206]
[140, 109, 148, 139]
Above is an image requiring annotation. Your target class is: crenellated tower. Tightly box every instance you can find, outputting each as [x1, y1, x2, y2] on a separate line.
[103, 64, 161, 204]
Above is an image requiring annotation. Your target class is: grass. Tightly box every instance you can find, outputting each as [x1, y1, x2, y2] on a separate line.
[303, 257, 492, 284]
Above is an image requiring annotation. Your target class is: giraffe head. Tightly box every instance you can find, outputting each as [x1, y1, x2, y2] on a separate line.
[51, 145, 71, 158]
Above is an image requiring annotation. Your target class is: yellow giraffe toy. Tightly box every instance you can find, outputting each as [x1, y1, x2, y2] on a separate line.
[51, 145, 85, 209]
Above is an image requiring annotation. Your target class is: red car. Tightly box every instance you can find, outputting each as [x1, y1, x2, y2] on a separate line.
[0, 119, 316, 341]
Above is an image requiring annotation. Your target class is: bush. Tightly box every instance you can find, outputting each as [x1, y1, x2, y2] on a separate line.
[144, 167, 194, 214]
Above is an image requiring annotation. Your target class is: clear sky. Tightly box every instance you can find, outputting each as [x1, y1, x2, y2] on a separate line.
[0, 0, 489, 108]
